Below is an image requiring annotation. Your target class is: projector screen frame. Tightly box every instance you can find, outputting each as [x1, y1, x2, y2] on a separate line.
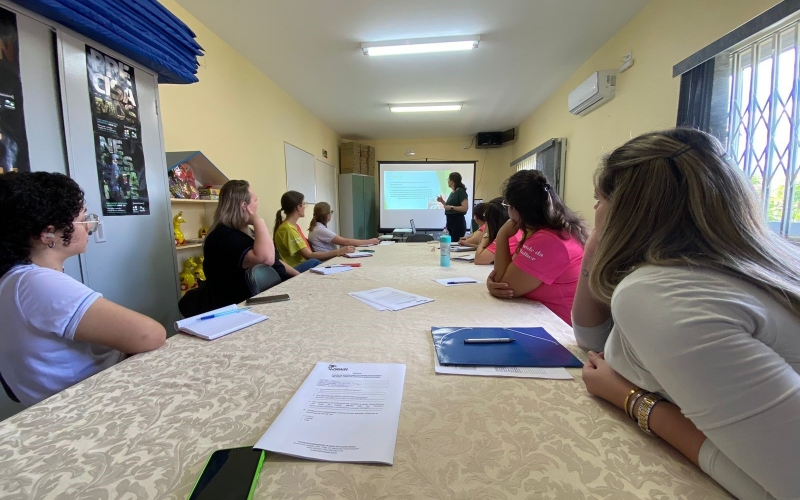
[378, 160, 477, 232]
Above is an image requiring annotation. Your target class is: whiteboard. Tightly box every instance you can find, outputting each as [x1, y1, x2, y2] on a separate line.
[315, 159, 338, 233]
[285, 142, 316, 202]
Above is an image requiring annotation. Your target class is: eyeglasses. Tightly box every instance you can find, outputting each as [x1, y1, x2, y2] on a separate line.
[501, 201, 510, 208]
[73, 213, 100, 234]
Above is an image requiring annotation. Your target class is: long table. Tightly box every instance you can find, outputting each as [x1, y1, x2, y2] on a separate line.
[0, 243, 730, 499]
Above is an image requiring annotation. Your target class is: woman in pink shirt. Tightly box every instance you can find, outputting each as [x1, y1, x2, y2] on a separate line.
[487, 170, 589, 325]
[474, 197, 524, 265]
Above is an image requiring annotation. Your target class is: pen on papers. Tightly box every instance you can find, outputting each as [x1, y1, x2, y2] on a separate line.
[199, 307, 251, 321]
[447, 280, 478, 285]
[464, 338, 515, 344]
[322, 264, 344, 268]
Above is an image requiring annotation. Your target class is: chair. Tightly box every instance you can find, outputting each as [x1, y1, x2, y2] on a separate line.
[406, 233, 434, 243]
[0, 371, 19, 403]
[246, 264, 282, 296]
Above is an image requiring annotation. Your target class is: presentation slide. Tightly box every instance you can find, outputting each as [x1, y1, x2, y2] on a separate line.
[379, 162, 475, 230]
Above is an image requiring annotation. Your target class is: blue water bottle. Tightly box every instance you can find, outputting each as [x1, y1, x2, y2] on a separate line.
[440, 229, 451, 267]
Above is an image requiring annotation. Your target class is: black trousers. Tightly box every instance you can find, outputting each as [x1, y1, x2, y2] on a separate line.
[445, 213, 467, 240]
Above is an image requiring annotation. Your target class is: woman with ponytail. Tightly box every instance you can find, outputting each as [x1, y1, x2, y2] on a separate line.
[273, 191, 354, 272]
[307, 202, 379, 252]
[486, 170, 588, 325]
[573, 128, 800, 499]
[436, 172, 469, 240]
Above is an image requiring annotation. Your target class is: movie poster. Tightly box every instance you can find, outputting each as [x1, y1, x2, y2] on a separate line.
[86, 46, 149, 216]
[0, 7, 29, 173]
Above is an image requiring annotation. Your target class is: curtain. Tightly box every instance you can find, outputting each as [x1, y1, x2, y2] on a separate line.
[676, 58, 715, 130]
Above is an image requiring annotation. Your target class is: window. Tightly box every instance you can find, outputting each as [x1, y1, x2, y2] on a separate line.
[727, 21, 800, 238]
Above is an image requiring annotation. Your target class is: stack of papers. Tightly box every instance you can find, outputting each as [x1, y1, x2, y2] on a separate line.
[453, 253, 475, 262]
[349, 287, 434, 311]
[449, 245, 474, 252]
[433, 277, 479, 286]
[344, 252, 373, 258]
[174, 305, 267, 340]
[378, 241, 395, 246]
[433, 353, 572, 380]
[310, 265, 353, 275]
[255, 362, 406, 464]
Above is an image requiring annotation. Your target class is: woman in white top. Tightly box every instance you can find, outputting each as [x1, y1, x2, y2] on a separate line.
[307, 202, 379, 252]
[572, 128, 800, 499]
[0, 172, 166, 407]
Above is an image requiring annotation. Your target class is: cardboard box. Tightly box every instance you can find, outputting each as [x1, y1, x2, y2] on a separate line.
[340, 143, 361, 173]
[359, 158, 368, 174]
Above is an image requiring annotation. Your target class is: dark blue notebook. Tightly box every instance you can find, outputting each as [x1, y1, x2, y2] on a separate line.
[431, 326, 583, 368]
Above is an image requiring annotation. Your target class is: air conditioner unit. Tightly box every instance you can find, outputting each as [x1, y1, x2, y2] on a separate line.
[568, 70, 617, 116]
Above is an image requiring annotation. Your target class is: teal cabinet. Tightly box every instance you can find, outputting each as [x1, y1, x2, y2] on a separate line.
[339, 174, 377, 239]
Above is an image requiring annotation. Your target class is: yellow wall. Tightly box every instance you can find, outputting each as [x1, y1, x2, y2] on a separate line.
[359, 137, 515, 203]
[513, 0, 780, 224]
[157, 0, 340, 230]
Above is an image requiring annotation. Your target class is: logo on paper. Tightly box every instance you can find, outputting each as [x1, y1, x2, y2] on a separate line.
[328, 364, 348, 371]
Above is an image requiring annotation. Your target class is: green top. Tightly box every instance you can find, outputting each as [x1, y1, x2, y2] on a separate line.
[274, 222, 308, 267]
[444, 187, 468, 215]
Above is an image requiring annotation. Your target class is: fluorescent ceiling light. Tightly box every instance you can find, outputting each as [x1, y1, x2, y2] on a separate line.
[389, 104, 463, 113]
[362, 36, 479, 56]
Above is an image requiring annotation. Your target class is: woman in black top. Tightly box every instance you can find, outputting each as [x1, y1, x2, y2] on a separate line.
[436, 172, 469, 240]
[203, 180, 296, 309]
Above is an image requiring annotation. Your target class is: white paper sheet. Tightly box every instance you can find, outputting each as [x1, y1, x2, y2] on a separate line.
[349, 294, 389, 311]
[310, 266, 353, 275]
[255, 362, 407, 464]
[433, 277, 480, 286]
[433, 352, 573, 380]
[344, 252, 373, 258]
[349, 287, 434, 311]
[452, 253, 475, 262]
[378, 241, 396, 246]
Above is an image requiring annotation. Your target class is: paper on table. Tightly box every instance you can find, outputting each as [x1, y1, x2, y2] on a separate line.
[310, 266, 353, 275]
[174, 305, 267, 340]
[433, 277, 480, 286]
[433, 352, 573, 380]
[349, 287, 434, 311]
[452, 253, 475, 262]
[344, 252, 373, 258]
[378, 241, 395, 246]
[255, 362, 406, 464]
[349, 294, 389, 311]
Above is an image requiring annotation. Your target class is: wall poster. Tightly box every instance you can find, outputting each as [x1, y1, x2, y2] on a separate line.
[0, 7, 29, 173]
[86, 46, 149, 216]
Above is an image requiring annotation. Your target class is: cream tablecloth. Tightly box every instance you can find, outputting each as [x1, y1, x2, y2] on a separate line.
[0, 243, 731, 499]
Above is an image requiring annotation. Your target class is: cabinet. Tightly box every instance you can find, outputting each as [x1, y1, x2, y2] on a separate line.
[338, 174, 376, 239]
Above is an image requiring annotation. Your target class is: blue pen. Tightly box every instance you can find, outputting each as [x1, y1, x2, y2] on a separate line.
[199, 307, 251, 321]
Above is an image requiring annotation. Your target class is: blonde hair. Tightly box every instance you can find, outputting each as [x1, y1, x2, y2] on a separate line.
[309, 201, 331, 233]
[210, 180, 250, 232]
[590, 128, 800, 321]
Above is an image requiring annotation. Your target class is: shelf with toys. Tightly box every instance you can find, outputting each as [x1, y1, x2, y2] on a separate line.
[166, 151, 228, 299]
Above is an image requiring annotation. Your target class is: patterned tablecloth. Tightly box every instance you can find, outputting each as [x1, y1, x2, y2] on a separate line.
[0, 243, 730, 499]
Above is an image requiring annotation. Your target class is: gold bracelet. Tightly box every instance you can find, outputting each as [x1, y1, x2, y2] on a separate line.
[626, 389, 647, 419]
[636, 393, 663, 436]
[622, 388, 638, 414]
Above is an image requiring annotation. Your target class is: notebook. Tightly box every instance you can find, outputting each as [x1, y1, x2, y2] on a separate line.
[449, 245, 474, 252]
[174, 305, 267, 340]
[431, 326, 582, 368]
[453, 253, 475, 262]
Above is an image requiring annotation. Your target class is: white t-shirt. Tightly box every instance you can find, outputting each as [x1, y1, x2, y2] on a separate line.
[573, 265, 800, 500]
[307, 222, 338, 252]
[0, 265, 124, 406]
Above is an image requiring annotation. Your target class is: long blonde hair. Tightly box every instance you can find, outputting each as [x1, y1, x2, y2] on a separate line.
[590, 128, 800, 321]
[309, 201, 331, 233]
[210, 180, 250, 232]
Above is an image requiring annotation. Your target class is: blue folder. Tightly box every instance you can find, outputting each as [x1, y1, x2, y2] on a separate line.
[431, 326, 583, 368]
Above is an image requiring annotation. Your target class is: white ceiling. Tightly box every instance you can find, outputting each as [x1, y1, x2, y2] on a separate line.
[175, 0, 650, 140]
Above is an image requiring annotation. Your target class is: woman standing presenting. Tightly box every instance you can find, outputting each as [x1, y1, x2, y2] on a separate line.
[436, 172, 469, 240]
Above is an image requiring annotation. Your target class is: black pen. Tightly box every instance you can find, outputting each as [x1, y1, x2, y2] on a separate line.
[447, 280, 478, 285]
[464, 338, 515, 344]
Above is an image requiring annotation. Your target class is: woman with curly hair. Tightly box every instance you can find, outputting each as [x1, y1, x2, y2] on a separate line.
[0, 172, 165, 407]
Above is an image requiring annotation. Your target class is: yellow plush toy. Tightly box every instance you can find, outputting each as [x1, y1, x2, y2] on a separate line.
[179, 258, 196, 291]
[193, 255, 206, 282]
[198, 226, 208, 238]
[173, 211, 187, 246]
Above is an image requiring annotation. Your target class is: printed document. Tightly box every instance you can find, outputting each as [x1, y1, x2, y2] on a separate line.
[255, 362, 406, 464]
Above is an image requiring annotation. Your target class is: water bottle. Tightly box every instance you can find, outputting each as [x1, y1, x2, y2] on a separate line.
[440, 231, 451, 267]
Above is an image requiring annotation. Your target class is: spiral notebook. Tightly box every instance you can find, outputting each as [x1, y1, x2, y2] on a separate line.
[174, 305, 267, 340]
